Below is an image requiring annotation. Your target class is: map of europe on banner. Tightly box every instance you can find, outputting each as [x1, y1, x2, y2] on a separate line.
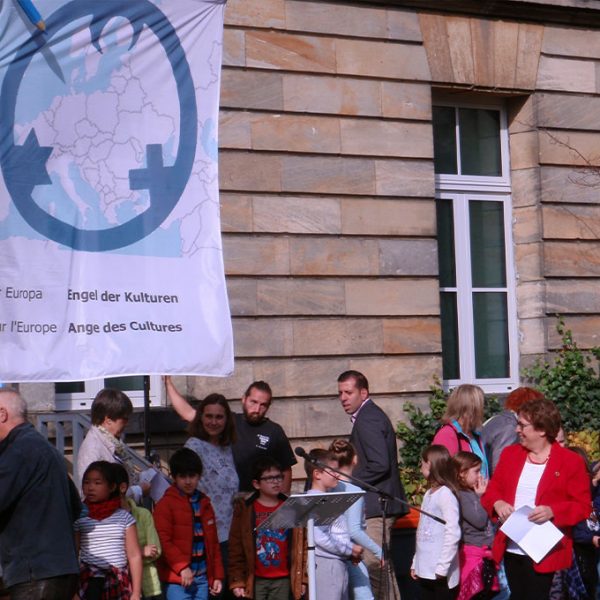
[0, 0, 234, 381]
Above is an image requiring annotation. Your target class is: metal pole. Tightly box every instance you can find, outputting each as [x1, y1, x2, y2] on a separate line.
[143, 375, 151, 460]
[307, 516, 317, 600]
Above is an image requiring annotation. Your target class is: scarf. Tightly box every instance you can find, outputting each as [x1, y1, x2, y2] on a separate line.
[96, 425, 138, 482]
[452, 420, 489, 478]
[85, 496, 121, 521]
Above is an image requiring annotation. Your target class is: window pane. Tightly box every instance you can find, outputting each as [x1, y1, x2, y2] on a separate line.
[104, 375, 145, 391]
[440, 292, 460, 380]
[459, 109, 501, 176]
[55, 381, 85, 394]
[473, 292, 509, 378]
[433, 106, 458, 174]
[470, 200, 506, 287]
[436, 199, 456, 287]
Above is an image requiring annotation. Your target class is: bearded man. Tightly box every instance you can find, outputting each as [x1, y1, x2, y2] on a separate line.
[231, 381, 296, 492]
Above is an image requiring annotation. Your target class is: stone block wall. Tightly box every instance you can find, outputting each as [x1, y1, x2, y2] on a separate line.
[175, 2, 600, 481]
[184, 0, 441, 478]
[21, 1, 600, 484]
[536, 26, 600, 350]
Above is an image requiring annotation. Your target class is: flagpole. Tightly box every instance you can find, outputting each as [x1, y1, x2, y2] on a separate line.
[143, 375, 151, 460]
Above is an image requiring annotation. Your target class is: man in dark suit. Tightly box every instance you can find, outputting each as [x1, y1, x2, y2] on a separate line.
[338, 370, 407, 600]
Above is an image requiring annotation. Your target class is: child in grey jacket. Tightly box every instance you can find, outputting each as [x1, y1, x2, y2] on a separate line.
[453, 451, 497, 600]
[304, 449, 362, 600]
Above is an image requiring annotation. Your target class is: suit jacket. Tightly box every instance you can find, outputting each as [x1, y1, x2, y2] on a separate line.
[350, 399, 408, 518]
[481, 442, 591, 573]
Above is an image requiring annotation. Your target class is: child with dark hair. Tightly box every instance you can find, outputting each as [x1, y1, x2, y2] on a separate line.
[75, 460, 143, 600]
[228, 457, 307, 600]
[112, 464, 163, 600]
[153, 448, 223, 600]
[305, 448, 362, 600]
[411, 445, 461, 600]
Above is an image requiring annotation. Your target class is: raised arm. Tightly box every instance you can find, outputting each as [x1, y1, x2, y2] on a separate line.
[164, 375, 196, 423]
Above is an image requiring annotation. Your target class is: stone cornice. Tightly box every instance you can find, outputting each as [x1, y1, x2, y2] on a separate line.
[325, 0, 600, 28]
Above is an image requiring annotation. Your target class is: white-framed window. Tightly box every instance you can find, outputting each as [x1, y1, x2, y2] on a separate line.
[55, 375, 163, 410]
[433, 101, 519, 393]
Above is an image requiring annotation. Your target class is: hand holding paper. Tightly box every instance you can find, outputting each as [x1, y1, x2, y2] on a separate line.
[494, 499, 514, 521]
[528, 504, 554, 524]
[500, 505, 563, 563]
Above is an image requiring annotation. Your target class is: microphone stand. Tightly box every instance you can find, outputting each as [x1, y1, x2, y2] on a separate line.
[300, 451, 446, 525]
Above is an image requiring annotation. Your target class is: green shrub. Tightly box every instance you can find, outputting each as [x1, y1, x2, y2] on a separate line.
[396, 378, 447, 504]
[396, 378, 447, 472]
[568, 430, 600, 462]
[522, 317, 600, 436]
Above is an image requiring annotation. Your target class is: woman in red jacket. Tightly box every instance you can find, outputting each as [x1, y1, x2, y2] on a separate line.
[481, 397, 591, 600]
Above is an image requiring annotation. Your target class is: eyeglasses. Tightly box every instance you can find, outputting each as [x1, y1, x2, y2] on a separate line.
[516, 421, 532, 430]
[260, 475, 284, 483]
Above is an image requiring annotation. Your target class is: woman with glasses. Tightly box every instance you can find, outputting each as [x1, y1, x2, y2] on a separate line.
[481, 386, 545, 476]
[481, 397, 591, 600]
[165, 376, 238, 598]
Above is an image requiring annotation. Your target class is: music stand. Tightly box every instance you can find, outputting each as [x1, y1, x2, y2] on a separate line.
[258, 491, 364, 600]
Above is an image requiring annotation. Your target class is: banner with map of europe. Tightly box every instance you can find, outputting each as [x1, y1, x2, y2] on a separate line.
[0, 0, 234, 381]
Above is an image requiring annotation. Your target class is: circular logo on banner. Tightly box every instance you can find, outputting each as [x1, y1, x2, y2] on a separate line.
[0, 0, 197, 251]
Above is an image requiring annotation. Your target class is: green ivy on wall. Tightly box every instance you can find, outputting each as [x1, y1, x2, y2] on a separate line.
[523, 317, 600, 459]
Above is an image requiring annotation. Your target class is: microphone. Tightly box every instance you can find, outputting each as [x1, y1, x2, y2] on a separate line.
[295, 447, 445, 525]
[294, 446, 309, 459]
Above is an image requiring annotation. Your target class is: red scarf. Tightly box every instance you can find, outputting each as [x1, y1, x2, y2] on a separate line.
[85, 496, 121, 521]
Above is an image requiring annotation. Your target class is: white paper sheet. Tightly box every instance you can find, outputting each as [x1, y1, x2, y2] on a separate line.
[500, 505, 564, 563]
[140, 467, 171, 503]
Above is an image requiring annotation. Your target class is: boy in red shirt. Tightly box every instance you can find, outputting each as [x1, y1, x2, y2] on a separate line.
[228, 457, 307, 600]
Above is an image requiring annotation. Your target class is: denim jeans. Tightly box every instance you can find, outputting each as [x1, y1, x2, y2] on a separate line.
[164, 575, 208, 600]
[348, 560, 375, 600]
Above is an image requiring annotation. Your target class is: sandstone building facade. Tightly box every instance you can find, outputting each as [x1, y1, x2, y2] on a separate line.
[21, 0, 600, 475]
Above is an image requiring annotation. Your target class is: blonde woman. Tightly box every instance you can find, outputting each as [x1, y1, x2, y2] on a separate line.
[433, 384, 489, 477]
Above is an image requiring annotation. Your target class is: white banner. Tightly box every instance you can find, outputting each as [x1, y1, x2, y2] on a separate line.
[0, 0, 233, 381]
